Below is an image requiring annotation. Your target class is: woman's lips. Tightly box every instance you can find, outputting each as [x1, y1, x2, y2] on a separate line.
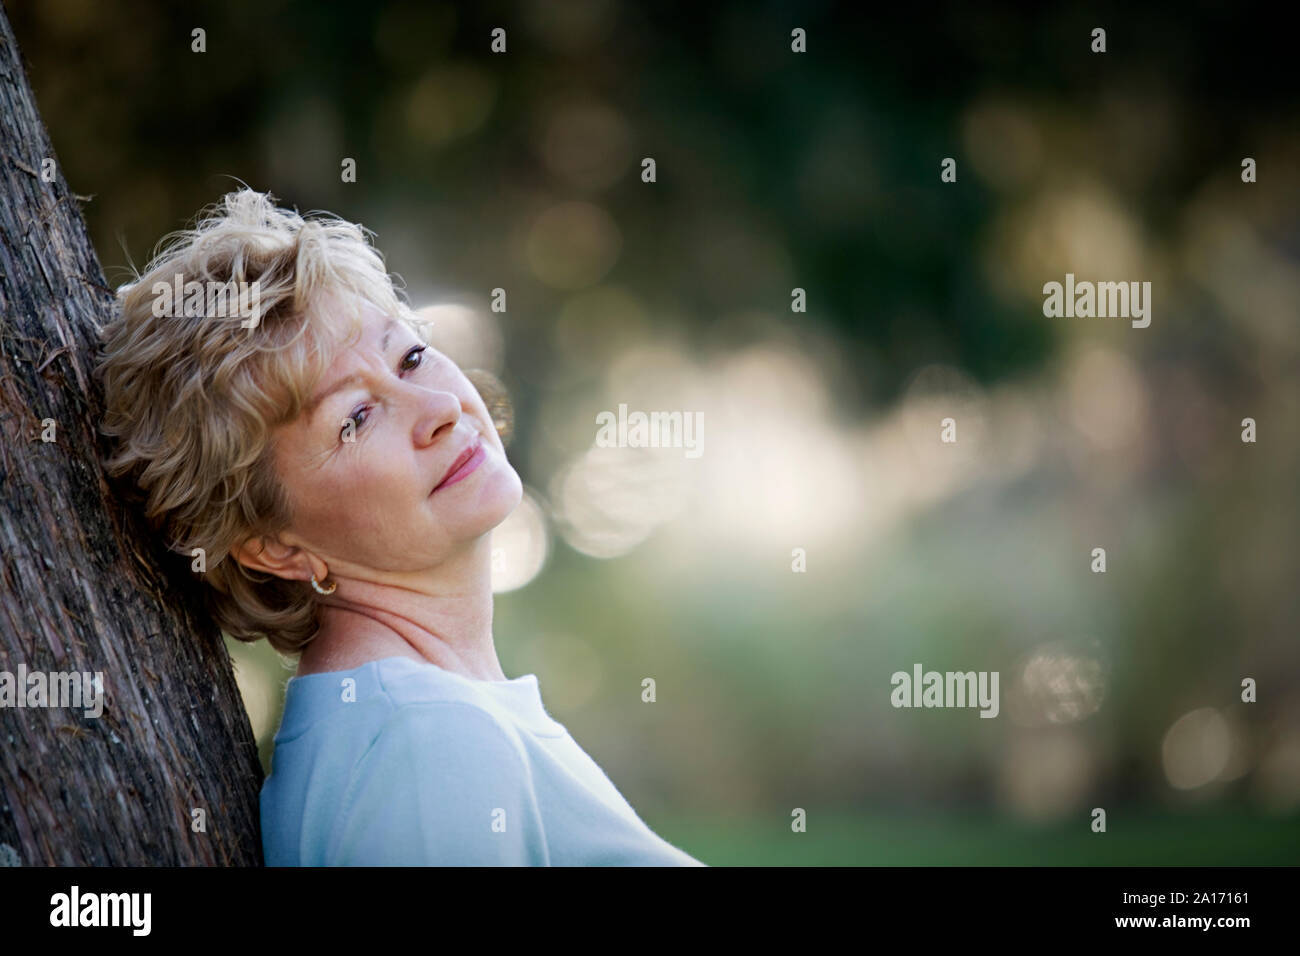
[432, 435, 485, 492]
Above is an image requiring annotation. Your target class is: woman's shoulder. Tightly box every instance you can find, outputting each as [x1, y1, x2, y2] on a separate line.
[273, 655, 507, 755]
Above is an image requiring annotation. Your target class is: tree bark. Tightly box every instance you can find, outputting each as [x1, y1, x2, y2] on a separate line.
[0, 6, 263, 865]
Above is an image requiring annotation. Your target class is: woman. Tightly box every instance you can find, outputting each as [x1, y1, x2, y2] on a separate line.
[94, 189, 704, 866]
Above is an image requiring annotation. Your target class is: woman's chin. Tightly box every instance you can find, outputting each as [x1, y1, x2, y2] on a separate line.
[440, 465, 523, 536]
[486, 468, 525, 525]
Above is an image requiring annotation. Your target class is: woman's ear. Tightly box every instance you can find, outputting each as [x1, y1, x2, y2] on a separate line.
[231, 534, 314, 583]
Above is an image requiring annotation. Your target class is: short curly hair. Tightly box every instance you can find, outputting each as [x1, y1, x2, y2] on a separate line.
[94, 189, 425, 655]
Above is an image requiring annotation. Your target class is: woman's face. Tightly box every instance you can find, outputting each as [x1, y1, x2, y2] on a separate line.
[267, 294, 522, 578]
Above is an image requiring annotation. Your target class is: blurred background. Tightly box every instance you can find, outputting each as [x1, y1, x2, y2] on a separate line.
[10, 0, 1299, 864]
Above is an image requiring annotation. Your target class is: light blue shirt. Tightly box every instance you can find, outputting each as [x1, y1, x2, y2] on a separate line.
[260, 655, 705, 866]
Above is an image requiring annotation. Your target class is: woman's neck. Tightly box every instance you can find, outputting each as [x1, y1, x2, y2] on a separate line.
[297, 542, 506, 682]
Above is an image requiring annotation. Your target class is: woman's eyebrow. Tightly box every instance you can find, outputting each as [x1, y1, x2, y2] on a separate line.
[307, 373, 364, 421]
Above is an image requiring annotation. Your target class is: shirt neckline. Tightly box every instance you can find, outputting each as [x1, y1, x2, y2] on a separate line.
[279, 655, 568, 739]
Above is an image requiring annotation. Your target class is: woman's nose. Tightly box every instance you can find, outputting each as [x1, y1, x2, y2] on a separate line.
[412, 388, 463, 447]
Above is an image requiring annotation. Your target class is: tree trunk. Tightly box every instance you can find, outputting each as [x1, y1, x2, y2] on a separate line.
[0, 6, 263, 865]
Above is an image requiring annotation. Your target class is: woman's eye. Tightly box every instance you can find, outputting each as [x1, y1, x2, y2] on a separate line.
[341, 406, 370, 440]
[401, 346, 426, 371]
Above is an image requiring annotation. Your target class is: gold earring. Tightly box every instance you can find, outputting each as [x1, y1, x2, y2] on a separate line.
[310, 573, 337, 595]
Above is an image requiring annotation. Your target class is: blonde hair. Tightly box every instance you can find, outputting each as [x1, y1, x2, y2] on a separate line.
[94, 189, 422, 655]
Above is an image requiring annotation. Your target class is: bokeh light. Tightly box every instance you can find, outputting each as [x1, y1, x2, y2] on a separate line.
[1163, 708, 1233, 791]
[525, 201, 622, 289]
[490, 487, 550, 592]
[1007, 642, 1107, 726]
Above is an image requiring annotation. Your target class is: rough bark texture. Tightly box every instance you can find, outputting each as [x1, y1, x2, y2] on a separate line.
[0, 6, 263, 865]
